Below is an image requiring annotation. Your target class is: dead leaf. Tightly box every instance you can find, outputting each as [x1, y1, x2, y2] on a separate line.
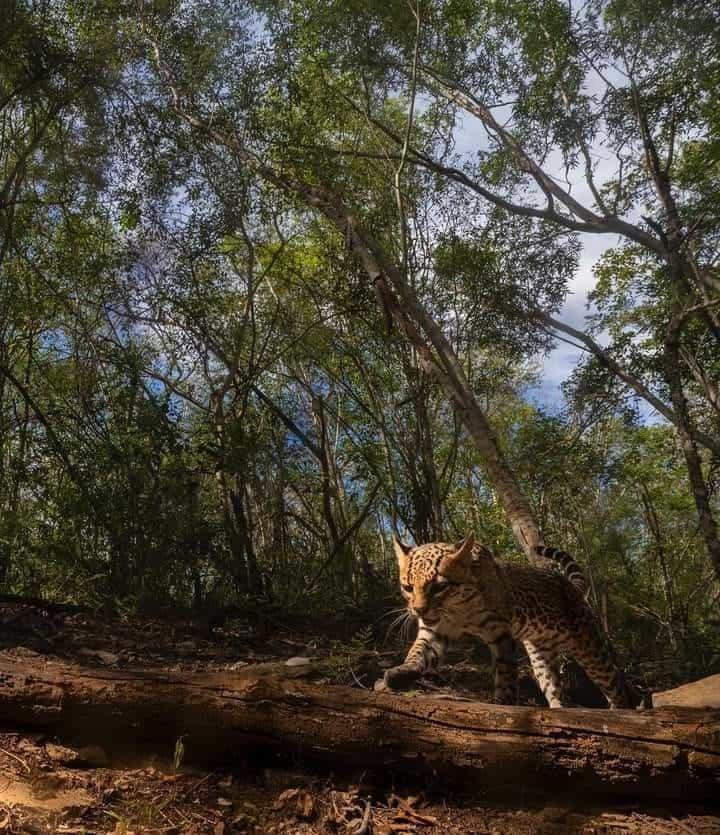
[273, 787, 299, 810]
[217, 797, 233, 808]
[296, 791, 315, 820]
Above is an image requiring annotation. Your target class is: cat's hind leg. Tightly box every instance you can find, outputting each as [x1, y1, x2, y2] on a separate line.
[567, 628, 630, 709]
[523, 639, 563, 708]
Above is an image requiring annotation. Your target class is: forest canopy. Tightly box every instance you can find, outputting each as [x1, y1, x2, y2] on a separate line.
[1, 0, 719, 675]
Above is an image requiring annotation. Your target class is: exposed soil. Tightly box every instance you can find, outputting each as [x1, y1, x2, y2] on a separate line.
[0, 598, 718, 834]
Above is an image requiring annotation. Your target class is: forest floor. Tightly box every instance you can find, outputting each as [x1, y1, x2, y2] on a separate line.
[0, 598, 718, 835]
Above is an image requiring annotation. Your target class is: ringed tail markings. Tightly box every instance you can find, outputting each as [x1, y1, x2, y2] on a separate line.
[536, 545, 588, 595]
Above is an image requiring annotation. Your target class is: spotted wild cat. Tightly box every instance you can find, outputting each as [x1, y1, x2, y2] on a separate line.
[383, 535, 632, 708]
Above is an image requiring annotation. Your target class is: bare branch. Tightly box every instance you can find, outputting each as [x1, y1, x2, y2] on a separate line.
[533, 309, 720, 458]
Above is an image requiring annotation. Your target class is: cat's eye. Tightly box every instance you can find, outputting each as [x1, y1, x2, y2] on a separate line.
[431, 578, 451, 594]
[402, 584, 413, 593]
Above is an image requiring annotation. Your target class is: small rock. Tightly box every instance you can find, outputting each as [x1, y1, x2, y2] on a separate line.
[45, 743, 79, 765]
[285, 657, 311, 667]
[78, 648, 119, 665]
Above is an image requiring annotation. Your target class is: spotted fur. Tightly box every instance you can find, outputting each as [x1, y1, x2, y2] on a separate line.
[385, 535, 631, 708]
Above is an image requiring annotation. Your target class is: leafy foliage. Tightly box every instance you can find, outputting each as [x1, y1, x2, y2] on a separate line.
[0, 0, 718, 681]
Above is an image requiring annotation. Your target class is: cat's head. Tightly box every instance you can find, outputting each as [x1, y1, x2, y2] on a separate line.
[393, 535, 476, 624]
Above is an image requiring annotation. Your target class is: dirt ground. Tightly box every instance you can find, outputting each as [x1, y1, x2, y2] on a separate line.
[0, 598, 718, 834]
[1, 734, 718, 835]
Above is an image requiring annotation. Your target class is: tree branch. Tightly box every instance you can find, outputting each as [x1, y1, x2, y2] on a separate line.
[533, 310, 720, 458]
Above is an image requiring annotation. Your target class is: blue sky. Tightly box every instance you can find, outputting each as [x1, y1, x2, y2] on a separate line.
[529, 232, 611, 410]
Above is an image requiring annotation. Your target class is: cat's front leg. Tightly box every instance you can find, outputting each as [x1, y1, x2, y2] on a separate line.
[382, 624, 447, 691]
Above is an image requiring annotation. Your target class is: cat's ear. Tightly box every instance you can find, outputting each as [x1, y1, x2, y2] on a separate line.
[393, 536, 412, 570]
[439, 534, 475, 580]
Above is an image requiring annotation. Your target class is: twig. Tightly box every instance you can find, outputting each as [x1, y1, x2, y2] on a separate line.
[0, 746, 30, 773]
[348, 800, 373, 835]
[182, 771, 213, 799]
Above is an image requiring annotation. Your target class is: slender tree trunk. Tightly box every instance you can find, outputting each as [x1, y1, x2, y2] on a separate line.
[664, 293, 720, 587]
[639, 484, 681, 648]
[634, 100, 720, 587]
[0, 349, 7, 588]
[311, 393, 355, 590]
[213, 394, 251, 595]
[372, 276, 544, 562]
[233, 475, 261, 589]
[407, 360, 444, 540]
[3, 342, 33, 588]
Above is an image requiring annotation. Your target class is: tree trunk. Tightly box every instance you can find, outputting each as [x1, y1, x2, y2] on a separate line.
[212, 389, 261, 595]
[402, 355, 444, 541]
[311, 394, 353, 590]
[372, 276, 544, 562]
[0, 651, 717, 802]
[664, 301, 720, 587]
[639, 483, 682, 647]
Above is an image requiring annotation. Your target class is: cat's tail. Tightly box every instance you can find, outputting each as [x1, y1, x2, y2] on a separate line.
[536, 545, 587, 595]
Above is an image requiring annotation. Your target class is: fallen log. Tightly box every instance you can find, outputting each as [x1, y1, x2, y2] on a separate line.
[0, 649, 718, 802]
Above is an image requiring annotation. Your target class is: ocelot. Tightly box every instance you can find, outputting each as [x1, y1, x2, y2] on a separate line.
[382, 535, 632, 708]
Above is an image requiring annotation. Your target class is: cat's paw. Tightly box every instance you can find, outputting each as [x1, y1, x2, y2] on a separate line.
[383, 664, 422, 691]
